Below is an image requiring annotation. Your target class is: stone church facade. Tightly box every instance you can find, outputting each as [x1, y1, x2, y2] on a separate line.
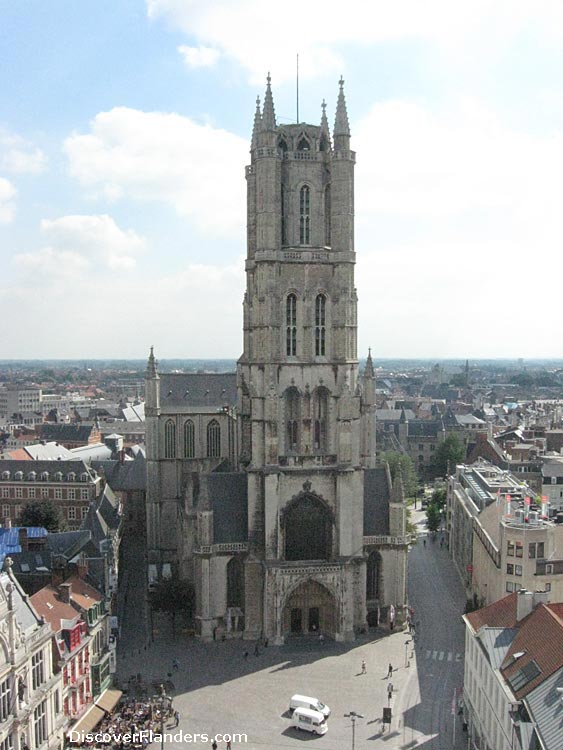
[145, 77, 409, 643]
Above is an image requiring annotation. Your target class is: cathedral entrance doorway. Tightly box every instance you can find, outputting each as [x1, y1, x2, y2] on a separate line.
[282, 580, 337, 638]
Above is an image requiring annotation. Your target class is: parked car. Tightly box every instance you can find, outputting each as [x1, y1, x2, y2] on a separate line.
[289, 694, 331, 719]
[292, 707, 328, 735]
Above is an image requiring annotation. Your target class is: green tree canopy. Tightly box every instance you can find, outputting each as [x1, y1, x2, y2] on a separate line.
[426, 502, 442, 533]
[430, 434, 465, 478]
[380, 451, 418, 497]
[18, 500, 64, 532]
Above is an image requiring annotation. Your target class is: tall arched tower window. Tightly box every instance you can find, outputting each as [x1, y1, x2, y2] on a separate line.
[164, 419, 176, 458]
[324, 184, 331, 246]
[207, 419, 221, 458]
[299, 186, 310, 245]
[313, 387, 329, 453]
[285, 387, 301, 454]
[281, 185, 287, 245]
[286, 294, 297, 356]
[183, 420, 195, 458]
[315, 294, 326, 356]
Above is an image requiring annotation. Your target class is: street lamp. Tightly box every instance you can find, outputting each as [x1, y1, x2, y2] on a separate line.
[344, 710, 364, 750]
[404, 639, 412, 667]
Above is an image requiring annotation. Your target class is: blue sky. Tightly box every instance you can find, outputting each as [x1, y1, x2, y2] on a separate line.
[2, 1, 563, 359]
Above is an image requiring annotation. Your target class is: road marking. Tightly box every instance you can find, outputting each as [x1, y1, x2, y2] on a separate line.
[438, 651, 445, 661]
[456, 653, 463, 662]
[426, 650, 431, 660]
[448, 652, 453, 661]
[432, 650, 438, 660]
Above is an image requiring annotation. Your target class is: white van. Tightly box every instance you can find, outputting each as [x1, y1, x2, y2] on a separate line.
[292, 707, 328, 735]
[289, 694, 331, 719]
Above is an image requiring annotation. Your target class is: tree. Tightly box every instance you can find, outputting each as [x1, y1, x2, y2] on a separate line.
[380, 451, 418, 498]
[431, 434, 465, 478]
[149, 577, 195, 635]
[18, 500, 63, 532]
[431, 488, 447, 509]
[426, 502, 442, 533]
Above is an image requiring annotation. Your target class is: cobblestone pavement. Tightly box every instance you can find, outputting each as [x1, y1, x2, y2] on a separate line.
[116, 508, 469, 749]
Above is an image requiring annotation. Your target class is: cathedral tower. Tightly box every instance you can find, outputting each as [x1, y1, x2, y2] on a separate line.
[238, 76, 370, 642]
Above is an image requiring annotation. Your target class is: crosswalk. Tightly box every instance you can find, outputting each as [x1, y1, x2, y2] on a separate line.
[424, 650, 464, 663]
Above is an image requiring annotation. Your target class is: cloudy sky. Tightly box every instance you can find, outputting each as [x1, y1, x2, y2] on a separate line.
[2, 1, 563, 360]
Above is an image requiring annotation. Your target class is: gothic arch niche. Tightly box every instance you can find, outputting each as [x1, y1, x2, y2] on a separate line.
[226, 556, 245, 608]
[282, 579, 337, 637]
[284, 386, 301, 454]
[207, 419, 221, 457]
[366, 550, 382, 627]
[299, 185, 311, 245]
[312, 386, 330, 453]
[164, 419, 176, 458]
[282, 491, 333, 561]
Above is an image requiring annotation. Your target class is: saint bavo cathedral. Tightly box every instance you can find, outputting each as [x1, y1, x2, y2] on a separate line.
[145, 76, 409, 643]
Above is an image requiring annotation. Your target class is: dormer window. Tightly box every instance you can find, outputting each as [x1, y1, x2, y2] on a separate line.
[41, 471, 49, 481]
[54, 471, 63, 482]
[67, 472, 76, 482]
[14, 471, 23, 481]
[80, 472, 89, 482]
[1, 471, 9, 480]
[28, 471, 36, 481]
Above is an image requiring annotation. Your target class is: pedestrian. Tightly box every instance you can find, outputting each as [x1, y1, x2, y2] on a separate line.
[243, 650, 249, 661]
[211, 740, 218, 750]
[226, 739, 232, 750]
[387, 682, 393, 700]
[423, 538, 426, 547]
[172, 658, 179, 671]
[264, 638, 269, 648]
[318, 633, 325, 645]
[254, 643, 260, 657]
[387, 663, 393, 678]
[361, 659, 366, 674]
[173, 710, 180, 728]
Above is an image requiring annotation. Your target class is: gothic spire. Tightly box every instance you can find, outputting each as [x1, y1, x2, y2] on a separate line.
[334, 76, 350, 148]
[320, 99, 330, 136]
[251, 96, 262, 149]
[365, 347, 374, 378]
[146, 345, 158, 379]
[261, 72, 276, 130]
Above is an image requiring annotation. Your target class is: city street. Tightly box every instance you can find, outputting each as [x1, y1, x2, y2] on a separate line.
[116, 508, 469, 749]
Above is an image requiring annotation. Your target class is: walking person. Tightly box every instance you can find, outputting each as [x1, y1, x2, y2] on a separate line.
[423, 537, 426, 548]
[211, 740, 218, 750]
[173, 709, 180, 728]
[387, 682, 393, 704]
[361, 659, 367, 674]
[387, 663, 393, 679]
[226, 739, 232, 750]
[243, 650, 249, 661]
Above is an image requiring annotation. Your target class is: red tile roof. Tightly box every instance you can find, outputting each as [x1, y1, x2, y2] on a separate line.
[6, 449, 32, 460]
[465, 592, 519, 631]
[501, 604, 563, 699]
[66, 575, 102, 609]
[30, 585, 79, 632]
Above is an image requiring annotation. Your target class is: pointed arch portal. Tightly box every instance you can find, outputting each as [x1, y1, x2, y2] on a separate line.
[282, 579, 337, 638]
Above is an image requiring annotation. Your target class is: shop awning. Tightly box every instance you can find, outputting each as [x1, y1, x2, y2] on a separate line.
[68, 706, 105, 738]
[95, 688, 123, 714]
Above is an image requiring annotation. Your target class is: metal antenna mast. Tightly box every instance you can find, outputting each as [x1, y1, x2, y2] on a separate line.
[296, 53, 299, 123]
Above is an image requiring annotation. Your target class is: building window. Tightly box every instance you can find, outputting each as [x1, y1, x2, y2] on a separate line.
[183, 420, 195, 458]
[55, 488, 63, 500]
[515, 565, 522, 577]
[285, 387, 301, 454]
[33, 699, 47, 747]
[0, 735, 13, 750]
[1, 488, 8, 499]
[41, 488, 49, 499]
[14, 505, 21, 520]
[207, 420, 221, 458]
[315, 294, 326, 356]
[506, 564, 514, 575]
[1, 505, 9, 518]
[81, 489, 89, 500]
[81, 507, 89, 519]
[28, 487, 35, 499]
[529, 542, 544, 559]
[506, 581, 514, 592]
[515, 542, 523, 558]
[0, 677, 11, 722]
[286, 294, 297, 356]
[324, 184, 331, 246]
[418, 444, 424, 451]
[68, 507, 76, 520]
[299, 185, 310, 244]
[545, 583, 551, 592]
[68, 488, 75, 500]
[164, 419, 176, 458]
[546, 564, 553, 574]
[507, 541, 514, 556]
[14, 487, 23, 499]
[32, 651, 45, 690]
[281, 185, 287, 245]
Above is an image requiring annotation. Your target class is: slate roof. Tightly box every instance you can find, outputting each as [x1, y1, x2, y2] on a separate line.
[160, 373, 237, 409]
[70, 443, 113, 462]
[24, 441, 73, 460]
[363, 467, 391, 536]
[480, 627, 518, 670]
[376, 409, 416, 422]
[524, 666, 563, 750]
[40, 424, 97, 442]
[0, 458, 95, 479]
[0, 570, 43, 634]
[407, 420, 444, 437]
[92, 451, 146, 491]
[208, 472, 248, 543]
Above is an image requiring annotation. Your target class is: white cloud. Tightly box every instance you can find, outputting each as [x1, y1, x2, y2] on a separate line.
[0, 177, 16, 224]
[0, 129, 46, 174]
[64, 107, 247, 235]
[146, 0, 563, 83]
[14, 214, 145, 277]
[178, 44, 220, 68]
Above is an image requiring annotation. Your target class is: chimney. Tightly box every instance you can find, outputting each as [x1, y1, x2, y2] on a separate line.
[59, 582, 72, 604]
[76, 559, 88, 580]
[5, 518, 12, 530]
[516, 589, 534, 622]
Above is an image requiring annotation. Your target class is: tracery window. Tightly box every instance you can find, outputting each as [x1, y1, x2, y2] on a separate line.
[164, 419, 176, 458]
[285, 387, 301, 453]
[313, 387, 329, 453]
[183, 420, 195, 458]
[207, 419, 221, 458]
[286, 294, 297, 356]
[324, 184, 331, 245]
[315, 294, 326, 356]
[299, 185, 310, 245]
